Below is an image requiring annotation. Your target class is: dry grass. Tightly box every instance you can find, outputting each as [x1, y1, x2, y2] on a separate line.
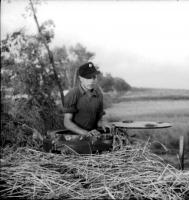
[1, 143, 189, 200]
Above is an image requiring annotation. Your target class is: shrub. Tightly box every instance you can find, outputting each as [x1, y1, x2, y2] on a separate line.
[1, 93, 65, 148]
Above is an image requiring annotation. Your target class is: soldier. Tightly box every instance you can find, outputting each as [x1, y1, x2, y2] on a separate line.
[63, 62, 109, 138]
[62, 62, 111, 153]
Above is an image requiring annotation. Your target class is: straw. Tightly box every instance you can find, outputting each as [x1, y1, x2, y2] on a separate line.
[1, 143, 189, 200]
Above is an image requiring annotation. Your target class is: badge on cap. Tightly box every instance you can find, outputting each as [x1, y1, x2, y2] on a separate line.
[89, 63, 93, 68]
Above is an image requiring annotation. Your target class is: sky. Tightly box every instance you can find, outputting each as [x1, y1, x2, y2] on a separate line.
[1, 0, 189, 89]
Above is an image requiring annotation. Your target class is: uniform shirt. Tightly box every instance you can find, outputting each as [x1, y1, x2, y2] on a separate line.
[63, 84, 105, 131]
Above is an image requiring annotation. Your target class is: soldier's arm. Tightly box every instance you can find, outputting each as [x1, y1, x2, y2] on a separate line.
[64, 113, 88, 136]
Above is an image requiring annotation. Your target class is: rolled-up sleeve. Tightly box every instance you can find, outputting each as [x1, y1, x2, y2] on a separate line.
[62, 89, 78, 113]
[97, 95, 106, 120]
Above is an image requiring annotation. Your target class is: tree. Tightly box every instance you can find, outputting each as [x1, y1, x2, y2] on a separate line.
[98, 73, 115, 92]
[114, 77, 131, 92]
[52, 43, 95, 90]
[98, 73, 131, 92]
[29, 0, 65, 107]
[1, 31, 64, 135]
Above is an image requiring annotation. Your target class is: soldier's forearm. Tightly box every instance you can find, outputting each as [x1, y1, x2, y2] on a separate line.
[64, 118, 88, 136]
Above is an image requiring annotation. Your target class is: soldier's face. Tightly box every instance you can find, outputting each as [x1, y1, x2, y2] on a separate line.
[79, 75, 97, 90]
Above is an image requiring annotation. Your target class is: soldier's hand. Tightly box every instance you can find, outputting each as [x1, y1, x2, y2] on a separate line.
[86, 129, 101, 144]
[88, 129, 101, 137]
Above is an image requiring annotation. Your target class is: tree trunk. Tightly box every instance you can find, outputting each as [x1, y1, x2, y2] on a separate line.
[29, 0, 64, 107]
[73, 68, 78, 87]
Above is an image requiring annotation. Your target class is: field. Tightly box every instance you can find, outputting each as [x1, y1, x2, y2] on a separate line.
[105, 88, 189, 170]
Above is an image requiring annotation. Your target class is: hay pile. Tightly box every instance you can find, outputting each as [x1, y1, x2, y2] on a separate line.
[1, 144, 189, 200]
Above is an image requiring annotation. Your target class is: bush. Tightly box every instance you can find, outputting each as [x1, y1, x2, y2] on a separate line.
[1, 93, 65, 148]
[1, 112, 37, 148]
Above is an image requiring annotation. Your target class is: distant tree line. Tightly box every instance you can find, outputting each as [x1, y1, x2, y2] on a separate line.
[98, 73, 130, 93]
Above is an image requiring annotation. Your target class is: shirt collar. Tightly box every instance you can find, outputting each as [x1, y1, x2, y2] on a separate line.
[79, 84, 98, 97]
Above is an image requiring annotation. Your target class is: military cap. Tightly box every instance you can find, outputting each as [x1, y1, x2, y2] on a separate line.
[78, 62, 100, 79]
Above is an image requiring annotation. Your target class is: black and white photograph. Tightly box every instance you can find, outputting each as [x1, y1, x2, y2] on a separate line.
[1, 0, 189, 199]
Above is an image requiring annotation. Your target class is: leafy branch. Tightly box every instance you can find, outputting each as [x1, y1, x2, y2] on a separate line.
[29, 0, 64, 107]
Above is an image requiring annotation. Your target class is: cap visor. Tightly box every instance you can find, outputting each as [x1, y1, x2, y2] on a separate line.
[83, 71, 100, 79]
